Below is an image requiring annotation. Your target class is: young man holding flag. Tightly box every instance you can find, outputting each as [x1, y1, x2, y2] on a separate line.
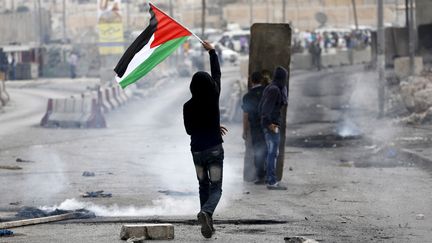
[183, 41, 227, 239]
[114, 2, 227, 239]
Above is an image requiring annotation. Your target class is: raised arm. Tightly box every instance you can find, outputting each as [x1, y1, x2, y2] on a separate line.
[202, 41, 221, 93]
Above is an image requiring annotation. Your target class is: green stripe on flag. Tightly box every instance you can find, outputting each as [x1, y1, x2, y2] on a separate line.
[119, 36, 189, 88]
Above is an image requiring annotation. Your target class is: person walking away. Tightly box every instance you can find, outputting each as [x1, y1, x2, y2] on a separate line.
[242, 71, 267, 184]
[183, 41, 228, 238]
[68, 52, 78, 79]
[259, 66, 288, 190]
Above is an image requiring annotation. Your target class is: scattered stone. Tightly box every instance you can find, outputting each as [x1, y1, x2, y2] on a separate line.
[289, 167, 293, 171]
[120, 224, 174, 240]
[416, 214, 425, 220]
[15, 158, 34, 163]
[82, 171, 95, 177]
[284, 236, 319, 243]
[0, 165, 22, 170]
[81, 191, 112, 198]
[0, 229, 13, 237]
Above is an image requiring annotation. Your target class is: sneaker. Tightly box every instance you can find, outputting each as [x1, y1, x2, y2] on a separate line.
[266, 182, 287, 190]
[197, 211, 213, 238]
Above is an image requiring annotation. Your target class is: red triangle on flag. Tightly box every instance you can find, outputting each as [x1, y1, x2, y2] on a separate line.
[150, 3, 191, 48]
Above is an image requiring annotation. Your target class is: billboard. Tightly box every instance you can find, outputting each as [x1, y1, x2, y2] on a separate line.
[97, 0, 124, 55]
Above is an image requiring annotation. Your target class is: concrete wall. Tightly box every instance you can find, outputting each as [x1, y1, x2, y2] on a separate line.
[0, 10, 51, 45]
[416, 0, 432, 26]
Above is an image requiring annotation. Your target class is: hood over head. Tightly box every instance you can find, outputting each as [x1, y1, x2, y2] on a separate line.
[190, 71, 218, 100]
[272, 66, 288, 89]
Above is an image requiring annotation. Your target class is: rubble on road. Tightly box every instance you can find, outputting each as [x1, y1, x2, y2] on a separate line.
[394, 73, 432, 125]
[284, 236, 319, 243]
[0, 229, 13, 237]
[15, 158, 35, 163]
[81, 191, 112, 198]
[82, 171, 95, 177]
[15, 207, 95, 220]
[0, 165, 22, 170]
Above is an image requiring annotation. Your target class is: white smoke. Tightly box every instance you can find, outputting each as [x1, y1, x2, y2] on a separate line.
[41, 197, 198, 217]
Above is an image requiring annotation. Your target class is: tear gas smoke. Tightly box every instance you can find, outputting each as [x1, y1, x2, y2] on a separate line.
[41, 197, 198, 217]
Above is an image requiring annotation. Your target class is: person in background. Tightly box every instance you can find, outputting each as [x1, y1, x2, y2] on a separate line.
[183, 41, 228, 239]
[259, 66, 288, 190]
[242, 71, 267, 184]
[68, 52, 78, 79]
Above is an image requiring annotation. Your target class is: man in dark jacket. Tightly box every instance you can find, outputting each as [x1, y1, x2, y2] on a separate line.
[183, 41, 227, 239]
[242, 71, 267, 184]
[259, 66, 288, 190]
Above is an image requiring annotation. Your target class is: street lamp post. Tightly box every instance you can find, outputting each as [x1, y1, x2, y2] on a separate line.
[377, 0, 385, 117]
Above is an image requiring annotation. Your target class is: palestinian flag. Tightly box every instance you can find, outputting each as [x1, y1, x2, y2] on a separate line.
[114, 3, 191, 88]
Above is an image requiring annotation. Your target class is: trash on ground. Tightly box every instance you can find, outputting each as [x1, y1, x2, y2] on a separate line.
[15, 206, 95, 220]
[339, 160, 354, 167]
[284, 236, 319, 243]
[9, 201, 21, 206]
[0, 165, 22, 170]
[82, 171, 95, 177]
[15, 158, 34, 163]
[81, 190, 112, 198]
[416, 214, 425, 220]
[0, 229, 13, 237]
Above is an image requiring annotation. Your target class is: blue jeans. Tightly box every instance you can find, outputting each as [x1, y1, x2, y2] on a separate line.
[263, 129, 280, 185]
[192, 144, 224, 215]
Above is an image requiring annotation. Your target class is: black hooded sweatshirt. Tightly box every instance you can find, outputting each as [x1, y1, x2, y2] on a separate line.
[259, 66, 288, 129]
[183, 49, 223, 152]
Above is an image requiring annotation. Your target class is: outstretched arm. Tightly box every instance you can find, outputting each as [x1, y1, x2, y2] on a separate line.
[202, 41, 221, 93]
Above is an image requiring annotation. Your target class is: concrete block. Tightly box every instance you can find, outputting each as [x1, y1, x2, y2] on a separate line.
[394, 56, 424, 79]
[120, 224, 174, 241]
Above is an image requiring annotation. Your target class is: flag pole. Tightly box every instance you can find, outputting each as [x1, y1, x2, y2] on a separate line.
[148, 1, 204, 43]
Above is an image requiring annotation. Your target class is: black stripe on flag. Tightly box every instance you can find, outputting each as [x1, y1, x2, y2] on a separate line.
[114, 6, 158, 78]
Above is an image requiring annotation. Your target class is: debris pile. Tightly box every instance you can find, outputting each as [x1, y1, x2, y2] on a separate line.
[15, 206, 95, 220]
[394, 73, 432, 125]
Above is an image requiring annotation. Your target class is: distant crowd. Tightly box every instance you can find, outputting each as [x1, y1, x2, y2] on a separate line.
[292, 29, 371, 54]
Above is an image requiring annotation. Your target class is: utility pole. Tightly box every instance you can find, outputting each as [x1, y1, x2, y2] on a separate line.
[126, 0, 130, 34]
[169, 0, 173, 16]
[201, 0, 206, 38]
[408, 0, 415, 75]
[351, 0, 359, 30]
[377, 0, 385, 117]
[249, 0, 253, 26]
[62, 0, 67, 43]
[282, 0, 286, 23]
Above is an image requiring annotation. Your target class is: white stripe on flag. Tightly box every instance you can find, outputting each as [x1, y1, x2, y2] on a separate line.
[115, 34, 158, 83]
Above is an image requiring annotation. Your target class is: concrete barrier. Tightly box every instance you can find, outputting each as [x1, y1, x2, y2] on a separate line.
[0, 80, 10, 106]
[104, 88, 118, 110]
[114, 85, 127, 104]
[41, 97, 106, 128]
[98, 87, 113, 113]
[292, 48, 372, 70]
[111, 86, 123, 107]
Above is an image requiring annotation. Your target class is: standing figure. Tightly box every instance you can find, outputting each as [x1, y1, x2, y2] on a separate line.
[242, 71, 267, 184]
[68, 52, 78, 79]
[183, 41, 228, 239]
[259, 66, 288, 190]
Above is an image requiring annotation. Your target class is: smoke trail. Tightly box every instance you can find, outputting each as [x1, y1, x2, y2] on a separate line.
[41, 197, 199, 217]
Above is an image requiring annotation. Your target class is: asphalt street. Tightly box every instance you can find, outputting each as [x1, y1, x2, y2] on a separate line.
[0, 66, 432, 242]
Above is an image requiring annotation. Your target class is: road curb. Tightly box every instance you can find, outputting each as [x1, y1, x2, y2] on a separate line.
[400, 148, 432, 171]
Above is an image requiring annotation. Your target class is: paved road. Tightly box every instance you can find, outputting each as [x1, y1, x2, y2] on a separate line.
[1, 67, 432, 242]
